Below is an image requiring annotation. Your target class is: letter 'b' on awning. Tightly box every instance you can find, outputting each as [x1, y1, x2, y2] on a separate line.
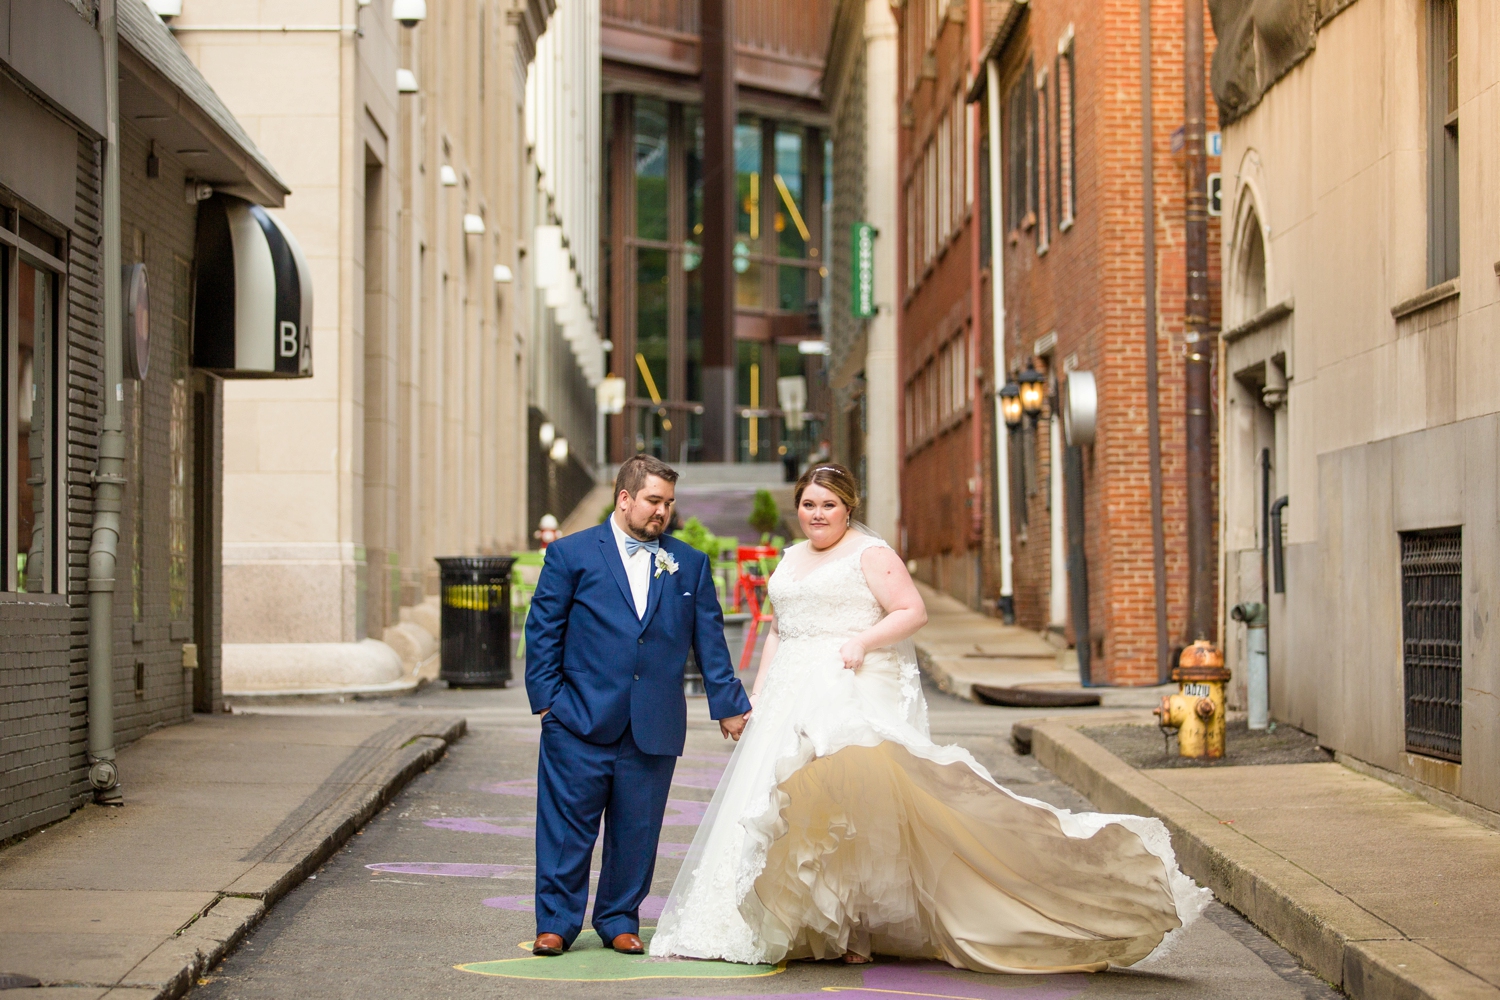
[192, 194, 313, 377]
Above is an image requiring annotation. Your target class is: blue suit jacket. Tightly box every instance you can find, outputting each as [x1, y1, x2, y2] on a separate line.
[524, 521, 752, 757]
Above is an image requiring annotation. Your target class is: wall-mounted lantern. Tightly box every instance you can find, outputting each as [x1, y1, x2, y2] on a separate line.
[1000, 382, 1022, 429]
[549, 437, 569, 463]
[1018, 362, 1046, 417]
[538, 421, 556, 449]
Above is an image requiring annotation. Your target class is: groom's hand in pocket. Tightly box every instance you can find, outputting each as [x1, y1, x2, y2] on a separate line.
[719, 713, 749, 741]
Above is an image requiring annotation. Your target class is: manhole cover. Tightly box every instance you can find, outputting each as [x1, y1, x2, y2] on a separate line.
[0, 973, 41, 989]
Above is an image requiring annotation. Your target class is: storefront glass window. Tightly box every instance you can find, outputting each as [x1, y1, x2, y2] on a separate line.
[635, 98, 670, 242]
[8, 253, 56, 593]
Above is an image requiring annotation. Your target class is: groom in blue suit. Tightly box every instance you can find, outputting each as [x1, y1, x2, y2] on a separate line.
[525, 454, 752, 956]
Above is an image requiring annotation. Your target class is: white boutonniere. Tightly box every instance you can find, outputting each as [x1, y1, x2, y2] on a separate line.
[655, 550, 679, 578]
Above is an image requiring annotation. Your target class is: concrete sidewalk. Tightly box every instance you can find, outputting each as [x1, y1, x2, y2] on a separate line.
[1029, 719, 1500, 1000]
[0, 712, 465, 998]
[912, 582, 1170, 708]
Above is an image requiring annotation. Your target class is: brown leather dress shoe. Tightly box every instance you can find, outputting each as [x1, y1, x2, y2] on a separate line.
[532, 933, 566, 956]
[611, 932, 645, 954]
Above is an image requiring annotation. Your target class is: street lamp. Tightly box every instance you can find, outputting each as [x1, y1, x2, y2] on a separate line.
[1018, 363, 1046, 417]
[550, 437, 570, 463]
[1000, 382, 1022, 429]
[538, 422, 555, 449]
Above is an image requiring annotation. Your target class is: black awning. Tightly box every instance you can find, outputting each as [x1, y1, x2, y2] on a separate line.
[193, 194, 312, 378]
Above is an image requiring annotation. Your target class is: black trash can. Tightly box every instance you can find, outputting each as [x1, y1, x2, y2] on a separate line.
[436, 556, 517, 688]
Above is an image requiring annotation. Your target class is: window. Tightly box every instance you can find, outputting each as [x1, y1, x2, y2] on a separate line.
[937, 112, 950, 245]
[1035, 66, 1050, 254]
[959, 89, 973, 212]
[924, 142, 937, 267]
[1427, 0, 1458, 285]
[905, 179, 916, 292]
[1005, 59, 1036, 232]
[169, 255, 192, 619]
[1056, 30, 1076, 230]
[1401, 529, 1462, 762]
[979, 88, 992, 268]
[1, 221, 61, 594]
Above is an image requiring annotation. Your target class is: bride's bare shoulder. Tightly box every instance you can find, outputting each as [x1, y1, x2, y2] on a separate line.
[857, 540, 905, 575]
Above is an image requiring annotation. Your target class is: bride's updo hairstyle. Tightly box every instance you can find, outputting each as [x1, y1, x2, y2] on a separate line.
[793, 462, 861, 518]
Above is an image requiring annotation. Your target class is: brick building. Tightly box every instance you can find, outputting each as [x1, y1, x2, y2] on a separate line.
[1, 0, 291, 840]
[990, 0, 1222, 684]
[897, 0, 1219, 684]
[896, 0, 986, 604]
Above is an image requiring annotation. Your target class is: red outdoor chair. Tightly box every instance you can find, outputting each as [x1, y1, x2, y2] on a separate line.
[735, 545, 780, 672]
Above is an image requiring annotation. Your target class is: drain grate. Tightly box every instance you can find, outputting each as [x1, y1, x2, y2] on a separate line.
[0, 973, 41, 989]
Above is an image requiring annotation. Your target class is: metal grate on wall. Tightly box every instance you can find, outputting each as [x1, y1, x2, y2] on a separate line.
[1400, 529, 1463, 763]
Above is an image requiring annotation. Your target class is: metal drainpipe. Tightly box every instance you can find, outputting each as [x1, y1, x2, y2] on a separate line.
[88, 0, 125, 805]
[985, 59, 1014, 624]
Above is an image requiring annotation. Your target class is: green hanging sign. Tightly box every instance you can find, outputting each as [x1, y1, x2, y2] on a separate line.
[851, 222, 876, 319]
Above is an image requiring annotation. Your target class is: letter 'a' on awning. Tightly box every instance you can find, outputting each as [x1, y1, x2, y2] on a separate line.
[192, 194, 313, 377]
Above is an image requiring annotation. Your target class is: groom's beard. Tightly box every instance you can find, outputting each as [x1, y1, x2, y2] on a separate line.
[622, 508, 668, 540]
[633, 516, 666, 539]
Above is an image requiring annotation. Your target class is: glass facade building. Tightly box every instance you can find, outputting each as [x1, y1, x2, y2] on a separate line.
[603, 93, 832, 464]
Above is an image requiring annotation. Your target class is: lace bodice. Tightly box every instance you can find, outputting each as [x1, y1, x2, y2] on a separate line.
[766, 536, 888, 641]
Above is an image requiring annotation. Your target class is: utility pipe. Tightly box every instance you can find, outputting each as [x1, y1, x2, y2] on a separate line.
[1141, 0, 1170, 683]
[968, 0, 984, 560]
[985, 60, 1014, 623]
[1183, 0, 1215, 642]
[88, 0, 125, 804]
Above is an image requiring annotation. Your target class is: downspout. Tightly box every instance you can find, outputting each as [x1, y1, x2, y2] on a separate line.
[985, 60, 1013, 622]
[1141, 0, 1170, 682]
[89, 0, 125, 804]
[967, 0, 984, 585]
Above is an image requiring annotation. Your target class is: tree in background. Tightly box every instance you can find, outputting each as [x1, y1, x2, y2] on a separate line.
[749, 489, 780, 537]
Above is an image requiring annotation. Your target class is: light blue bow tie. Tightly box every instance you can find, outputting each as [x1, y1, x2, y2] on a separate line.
[624, 537, 660, 558]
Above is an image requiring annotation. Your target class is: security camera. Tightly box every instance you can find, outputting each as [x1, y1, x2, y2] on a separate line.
[391, 0, 426, 27]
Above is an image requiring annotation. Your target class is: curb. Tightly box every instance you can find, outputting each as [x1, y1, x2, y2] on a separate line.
[122, 717, 466, 999]
[1026, 720, 1499, 1000]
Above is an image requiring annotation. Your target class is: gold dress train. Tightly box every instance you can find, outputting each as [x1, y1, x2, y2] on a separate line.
[649, 535, 1208, 973]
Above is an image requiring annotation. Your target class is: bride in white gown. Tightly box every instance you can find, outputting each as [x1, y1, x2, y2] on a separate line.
[649, 463, 1208, 973]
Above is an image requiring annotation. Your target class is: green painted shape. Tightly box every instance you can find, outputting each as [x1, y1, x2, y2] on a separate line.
[456, 929, 783, 982]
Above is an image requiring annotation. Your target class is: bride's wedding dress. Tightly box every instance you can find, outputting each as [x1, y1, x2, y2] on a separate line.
[648, 533, 1208, 973]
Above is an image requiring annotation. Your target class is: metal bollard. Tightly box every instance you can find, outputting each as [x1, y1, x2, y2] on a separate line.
[1153, 640, 1230, 759]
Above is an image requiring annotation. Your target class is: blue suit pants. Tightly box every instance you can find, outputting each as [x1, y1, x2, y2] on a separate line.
[534, 713, 676, 946]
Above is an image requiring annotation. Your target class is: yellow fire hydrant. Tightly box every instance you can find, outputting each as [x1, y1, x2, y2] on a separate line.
[1153, 640, 1230, 759]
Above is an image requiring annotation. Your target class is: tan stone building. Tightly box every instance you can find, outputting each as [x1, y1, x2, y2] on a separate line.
[822, 0, 902, 545]
[1216, 0, 1500, 815]
[165, 0, 597, 692]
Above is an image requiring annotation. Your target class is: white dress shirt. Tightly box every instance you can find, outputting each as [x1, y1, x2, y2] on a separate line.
[610, 514, 652, 619]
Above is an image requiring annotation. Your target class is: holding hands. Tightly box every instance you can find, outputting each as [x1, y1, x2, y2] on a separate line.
[719, 712, 750, 741]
